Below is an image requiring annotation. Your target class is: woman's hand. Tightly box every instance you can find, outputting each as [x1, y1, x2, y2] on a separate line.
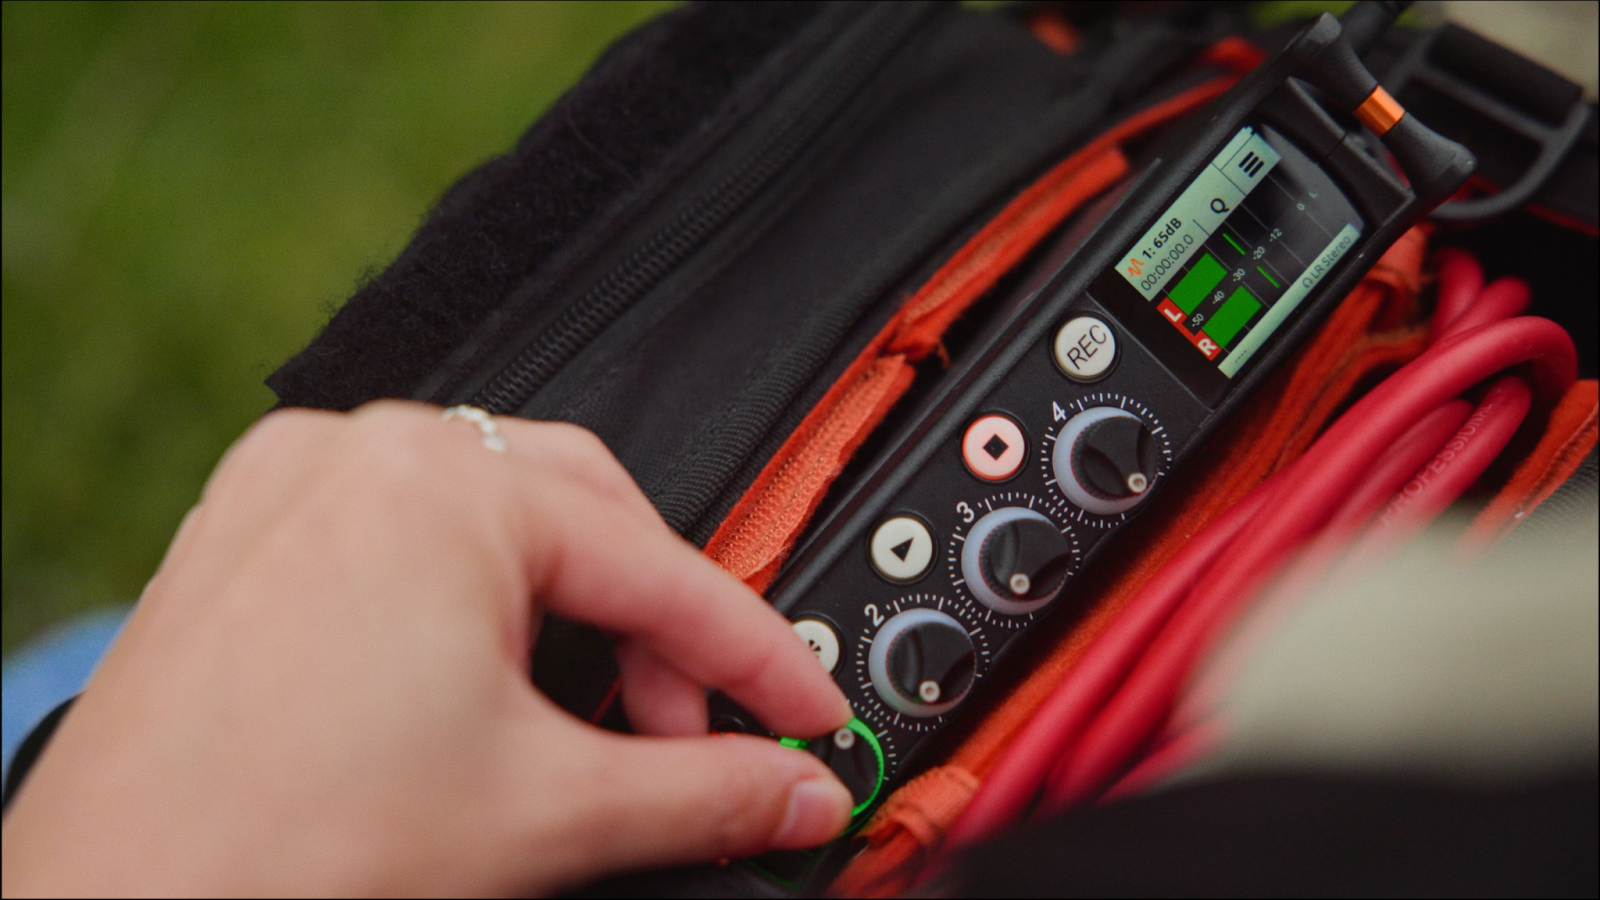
[0, 402, 854, 896]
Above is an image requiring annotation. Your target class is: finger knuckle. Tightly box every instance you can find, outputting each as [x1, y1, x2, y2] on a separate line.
[350, 397, 431, 422]
[544, 423, 624, 473]
[206, 408, 333, 499]
[230, 408, 326, 459]
[723, 644, 785, 700]
[369, 431, 455, 491]
[341, 408, 529, 536]
[336, 414, 463, 494]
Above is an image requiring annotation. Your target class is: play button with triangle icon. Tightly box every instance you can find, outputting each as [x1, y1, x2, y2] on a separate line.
[869, 516, 934, 582]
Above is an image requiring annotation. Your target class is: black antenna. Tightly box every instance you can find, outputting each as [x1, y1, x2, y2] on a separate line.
[1339, 0, 1414, 57]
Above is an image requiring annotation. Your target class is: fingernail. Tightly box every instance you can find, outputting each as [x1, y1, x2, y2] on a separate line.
[772, 778, 852, 849]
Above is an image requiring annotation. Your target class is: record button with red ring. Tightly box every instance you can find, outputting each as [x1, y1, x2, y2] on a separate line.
[962, 414, 1026, 481]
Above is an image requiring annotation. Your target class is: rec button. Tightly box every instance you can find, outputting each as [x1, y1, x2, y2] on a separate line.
[1053, 316, 1117, 382]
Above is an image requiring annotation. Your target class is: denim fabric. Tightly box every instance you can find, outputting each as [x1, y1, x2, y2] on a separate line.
[2, 607, 130, 782]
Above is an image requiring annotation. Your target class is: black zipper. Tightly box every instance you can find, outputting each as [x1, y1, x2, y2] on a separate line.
[469, 2, 937, 415]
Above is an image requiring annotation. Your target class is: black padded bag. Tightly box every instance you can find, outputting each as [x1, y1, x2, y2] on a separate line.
[265, 0, 1239, 728]
[267, 2, 1220, 537]
[10, 3, 1592, 898]
[265, 0, 1599, 734]
[258, 7, 1598, 894]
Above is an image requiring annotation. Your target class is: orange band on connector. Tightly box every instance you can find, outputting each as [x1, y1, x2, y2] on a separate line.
[1355, 86, 1405, 135]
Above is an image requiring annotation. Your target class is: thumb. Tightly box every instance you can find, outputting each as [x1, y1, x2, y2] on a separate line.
[559, 731, 853, 876]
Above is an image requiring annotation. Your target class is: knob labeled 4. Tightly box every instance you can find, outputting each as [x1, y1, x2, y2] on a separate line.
[1053, 405, 1163, 516]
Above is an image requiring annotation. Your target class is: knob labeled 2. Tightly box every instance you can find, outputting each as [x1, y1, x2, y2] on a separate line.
[1053, 406, 1160, 515]
[867, 608, 976, 717]
[961, 507, 1074, 615]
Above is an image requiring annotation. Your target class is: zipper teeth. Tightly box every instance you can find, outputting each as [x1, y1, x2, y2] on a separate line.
[473, 147, 781, 412]
[471, 8, 919, 415]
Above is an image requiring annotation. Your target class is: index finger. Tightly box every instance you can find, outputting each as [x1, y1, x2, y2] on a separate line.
[514, 479, 851, 739]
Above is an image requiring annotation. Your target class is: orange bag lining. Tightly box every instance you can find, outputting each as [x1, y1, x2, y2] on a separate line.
[1464, 379, 1599, 548]
[831, 225, 1433, 898]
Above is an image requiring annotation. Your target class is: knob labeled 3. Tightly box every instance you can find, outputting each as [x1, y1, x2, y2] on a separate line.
[961, 506, 1075, 615]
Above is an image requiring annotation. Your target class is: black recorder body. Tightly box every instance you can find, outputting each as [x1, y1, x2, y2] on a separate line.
[710, 10, 1473, 877]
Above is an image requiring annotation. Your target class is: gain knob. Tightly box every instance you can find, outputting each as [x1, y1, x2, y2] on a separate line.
[961, 506, 1074, 615]
[867, 608, 976, 717]
[1052, 406, 1160, 515]
[780, 718, 885, 816]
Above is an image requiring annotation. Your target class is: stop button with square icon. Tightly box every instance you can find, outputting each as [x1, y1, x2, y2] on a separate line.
[961, 414, 1026, 481]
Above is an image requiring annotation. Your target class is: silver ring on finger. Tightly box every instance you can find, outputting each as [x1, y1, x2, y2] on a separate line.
[441, 405, 507, 453]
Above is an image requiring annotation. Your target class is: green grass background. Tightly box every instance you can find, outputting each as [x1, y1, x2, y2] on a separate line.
[2, 1, 673, 653]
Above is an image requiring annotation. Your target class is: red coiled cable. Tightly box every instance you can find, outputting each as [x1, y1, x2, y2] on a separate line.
[1428, 247, 1484, 342]
[945, 249, 1577, 848]
[1366, 374, 1531, 545]
[1091, 395, 1478, 804]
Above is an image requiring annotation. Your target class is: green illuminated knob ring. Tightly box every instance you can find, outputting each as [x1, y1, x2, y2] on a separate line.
[780, 718, 885, 817]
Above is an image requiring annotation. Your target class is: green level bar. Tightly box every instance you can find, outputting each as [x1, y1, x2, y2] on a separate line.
[1168, 253, 1227, 315]
[1223, 233, 1246, 256]
[1204, 286, 1262, 348]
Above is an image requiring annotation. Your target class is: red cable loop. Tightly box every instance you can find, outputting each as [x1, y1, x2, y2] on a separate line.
[1249, 396, 1477, 619]
[945, 249, 1576, 849]
[1319, 398, 1477, 541]
[1365, 374, 1532, 546]
[1079, 393, 1478, 805]
[945, 479, 1275, 847]
[1044, 318, 1573, 810]
[1436, 278, 1530, 343]
[1428, 247, 1483, 342]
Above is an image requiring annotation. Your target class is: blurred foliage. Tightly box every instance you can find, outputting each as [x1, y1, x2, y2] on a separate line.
[2, 1, 674, 652]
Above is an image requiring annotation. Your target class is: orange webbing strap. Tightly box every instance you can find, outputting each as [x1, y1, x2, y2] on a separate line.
[830, 227, 1433, 898]
[705, 75, 1242, 592]
[1464, 378, 1599, 549]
